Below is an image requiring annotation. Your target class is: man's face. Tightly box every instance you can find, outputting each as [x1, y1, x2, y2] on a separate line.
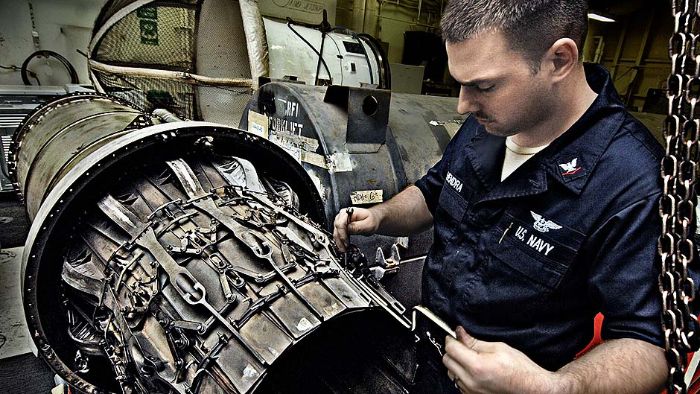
[446, 30, 554, 137]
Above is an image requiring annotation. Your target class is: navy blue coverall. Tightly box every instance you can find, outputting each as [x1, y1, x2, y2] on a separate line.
[413, 64, 669, 391]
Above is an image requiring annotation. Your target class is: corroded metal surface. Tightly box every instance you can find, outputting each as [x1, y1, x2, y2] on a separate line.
[8, 93, 153, 218]
[20, 115, 413, 393]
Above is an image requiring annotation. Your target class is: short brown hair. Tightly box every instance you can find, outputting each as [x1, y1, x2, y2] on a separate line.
[441, 0, 588, 71]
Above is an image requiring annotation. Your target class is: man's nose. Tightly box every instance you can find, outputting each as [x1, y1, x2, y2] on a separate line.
[457, 87, 478, 114]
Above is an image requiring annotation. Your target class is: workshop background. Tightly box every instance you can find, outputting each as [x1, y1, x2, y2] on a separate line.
[0, 0, 673, 392]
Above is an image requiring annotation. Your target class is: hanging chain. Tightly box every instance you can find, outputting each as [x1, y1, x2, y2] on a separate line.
[661, 1, 700, 392]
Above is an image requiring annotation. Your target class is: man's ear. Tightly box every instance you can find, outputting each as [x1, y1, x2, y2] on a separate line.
[543, 38, 579, 81]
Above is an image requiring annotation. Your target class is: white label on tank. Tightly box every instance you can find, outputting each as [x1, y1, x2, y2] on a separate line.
[350, 190, 384, 205]
[271, 131, 319, 151]
[269, 133, 302, 163]
[301, 151, 328, 169]
[296, 135, 320, 151]
[328, 153, 353, 173]
[248, 110, 269, 139]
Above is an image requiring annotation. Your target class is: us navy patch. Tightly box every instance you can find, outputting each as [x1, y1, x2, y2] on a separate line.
[514, 225, 555, 257]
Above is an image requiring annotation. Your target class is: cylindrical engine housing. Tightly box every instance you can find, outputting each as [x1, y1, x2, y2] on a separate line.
[8, 93, 156, 219]
[18, 95, 414, 393]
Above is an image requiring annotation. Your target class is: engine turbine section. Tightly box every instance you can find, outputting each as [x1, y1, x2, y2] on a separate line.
[17, 96, 414, 393]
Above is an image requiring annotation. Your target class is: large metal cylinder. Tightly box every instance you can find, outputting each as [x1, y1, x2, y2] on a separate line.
[18, 95, 414, 393]
[87, 0, 389, 123]
[8, 93, 156, 219]
[241, 82, 465, 259]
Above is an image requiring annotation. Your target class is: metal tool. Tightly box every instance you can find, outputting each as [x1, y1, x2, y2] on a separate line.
[345, 207, 354, 267]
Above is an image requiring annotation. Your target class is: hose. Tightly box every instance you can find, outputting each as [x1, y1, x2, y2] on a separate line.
[358, 33, 392, 89]
[21, 50, 79, 86]
[353, 33, 374, 86]
[286, 20, 334, 85]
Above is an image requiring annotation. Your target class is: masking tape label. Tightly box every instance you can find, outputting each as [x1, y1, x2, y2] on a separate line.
[248, 110, 269, 139]
[301, 151, 328, 169]
[350, 190, 384, 205]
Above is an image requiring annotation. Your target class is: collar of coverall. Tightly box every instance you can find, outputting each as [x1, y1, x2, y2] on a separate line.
[466, 63, 628, 198]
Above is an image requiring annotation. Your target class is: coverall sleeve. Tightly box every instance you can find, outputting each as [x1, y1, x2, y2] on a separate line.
[586, 193, 699, 347]
[414, 155, 449, 215]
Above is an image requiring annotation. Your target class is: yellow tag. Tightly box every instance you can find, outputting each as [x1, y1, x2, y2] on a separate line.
[247, 110, 269, 139]
[301, 151, 328, 169]
[350, 190, 384, 205]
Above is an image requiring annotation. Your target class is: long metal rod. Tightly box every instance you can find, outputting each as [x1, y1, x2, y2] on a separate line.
[88, 59, 253, 87]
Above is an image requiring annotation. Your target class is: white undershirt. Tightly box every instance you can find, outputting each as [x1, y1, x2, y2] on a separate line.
[500, 137, 548, 181]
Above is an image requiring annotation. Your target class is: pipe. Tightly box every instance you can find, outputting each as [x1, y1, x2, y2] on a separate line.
[88, 59, 253, 87]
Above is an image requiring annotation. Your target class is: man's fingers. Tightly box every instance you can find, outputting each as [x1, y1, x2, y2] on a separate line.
[442, 352, 473, 392]
[456, 326, 479, 351]
[333, 211, 349, 251]
[444, 336, 484, 392]
[445, 335, 481, 375]
[347, 218, 369, 235]
[333, 228, 347, 252]
[333, 207, 376, 251]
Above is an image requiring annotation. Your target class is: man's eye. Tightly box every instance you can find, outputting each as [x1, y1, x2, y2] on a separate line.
[476, 85, 495, 92]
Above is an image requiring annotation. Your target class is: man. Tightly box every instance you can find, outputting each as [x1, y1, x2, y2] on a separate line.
[334, 0, 671, 392]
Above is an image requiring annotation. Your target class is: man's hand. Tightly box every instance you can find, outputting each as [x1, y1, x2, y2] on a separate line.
[332, 185, 433, 252]
[333, 207, 381, 252]
[443, 326, 560, 394]
[443, 326, 666, 393]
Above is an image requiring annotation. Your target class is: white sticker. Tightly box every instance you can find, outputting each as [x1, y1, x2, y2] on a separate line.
[328, 153, 353, 173]
[247, 110, 269, 139]
[301, 151, 328, 169]
[350, 190, 384, 205]
[297, 134, 320, 151]
[269, 131, 319, 151]
[285, 146, 302, 163]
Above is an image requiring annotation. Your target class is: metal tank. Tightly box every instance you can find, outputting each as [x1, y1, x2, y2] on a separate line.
[262, 17, 389, 88]
[8, 93, 157, 219]
[88, 0, 389, 124]
[14, 95, 416, 393]
[240, 82, 466, 261]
